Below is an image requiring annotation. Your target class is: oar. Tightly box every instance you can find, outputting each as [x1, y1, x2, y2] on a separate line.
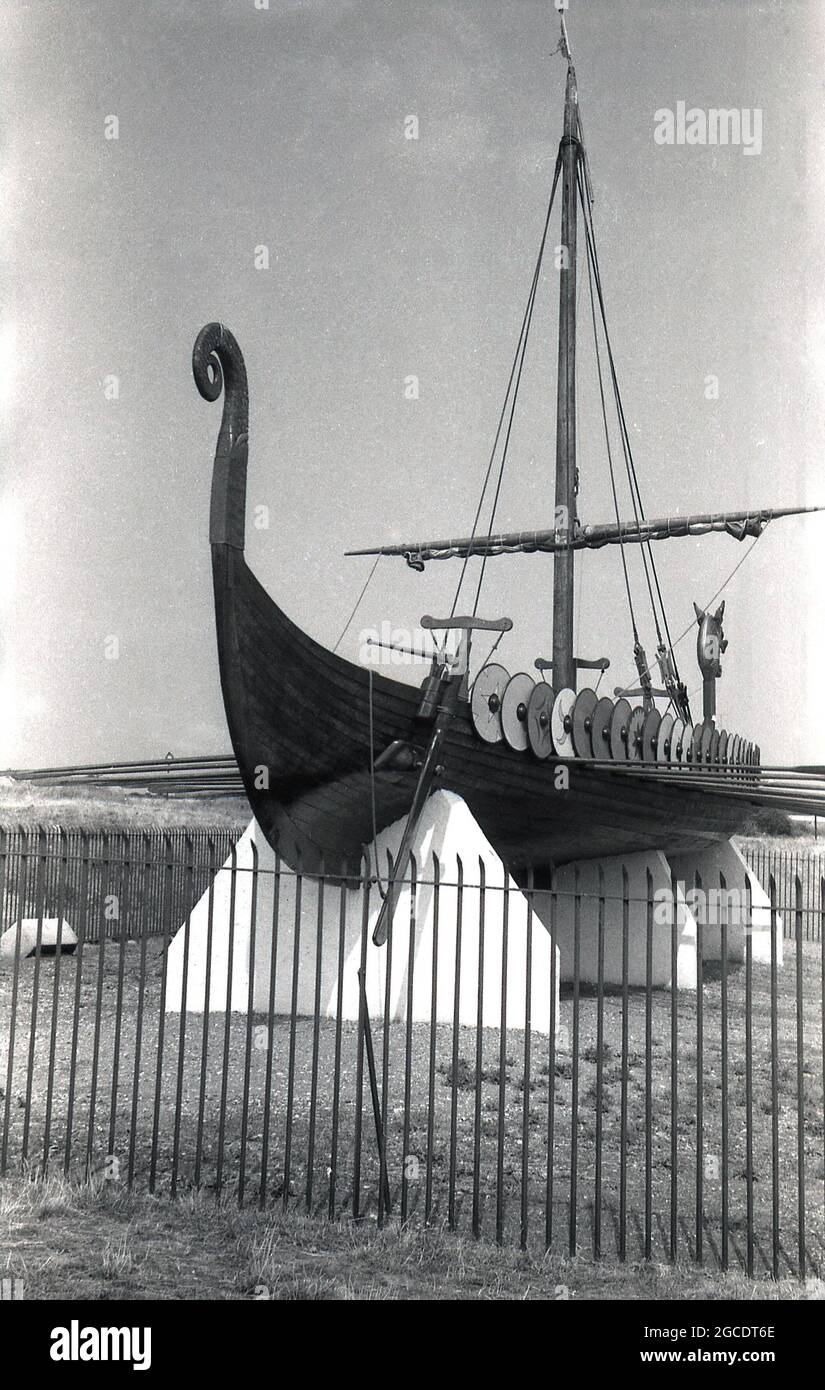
[371, 662, 461, 946]
[372, 615, 511, 946]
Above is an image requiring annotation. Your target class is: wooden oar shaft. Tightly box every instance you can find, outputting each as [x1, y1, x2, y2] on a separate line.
[372, 669, 464, 947]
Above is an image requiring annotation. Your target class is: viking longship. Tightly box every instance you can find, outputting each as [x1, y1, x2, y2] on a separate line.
[192, 17, 822, 943]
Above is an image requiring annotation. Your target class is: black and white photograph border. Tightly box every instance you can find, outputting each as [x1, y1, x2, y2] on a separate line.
[1, 0, 825, 1329]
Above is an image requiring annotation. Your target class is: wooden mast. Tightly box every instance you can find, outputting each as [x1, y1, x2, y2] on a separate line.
[552, 39, 579, 691]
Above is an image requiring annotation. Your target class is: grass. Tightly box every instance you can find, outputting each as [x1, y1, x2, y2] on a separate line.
[1, 1173, 822, 1300]
[1, 781, 818, 841]
[0, 779, 249, 832]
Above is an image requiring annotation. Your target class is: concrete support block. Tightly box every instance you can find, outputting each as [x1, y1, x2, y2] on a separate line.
[669, 839, 782, 966]
[166, 792, 558, 1032]
[0, 918, 77, 961]
[532, 851, 698, 989]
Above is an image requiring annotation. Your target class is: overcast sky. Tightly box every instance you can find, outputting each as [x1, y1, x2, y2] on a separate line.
[2, 0, 824, 769]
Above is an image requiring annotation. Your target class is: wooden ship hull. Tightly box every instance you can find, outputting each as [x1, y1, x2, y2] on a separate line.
[214, 538, 753, 879]
[195, 310, 762, 882]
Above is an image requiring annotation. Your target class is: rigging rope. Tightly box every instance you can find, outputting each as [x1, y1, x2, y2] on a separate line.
[339, 162, 558, 683]
[450, 152, 563, 620]
[577, 167, 663, 643]
[577, 160, 691, 718]
[471, 247, 543, 616]
[620, 532, 764, 695]
[367, 668, 387, 897]
[583, 211, 639, 646]
[333, 555, 381, 654]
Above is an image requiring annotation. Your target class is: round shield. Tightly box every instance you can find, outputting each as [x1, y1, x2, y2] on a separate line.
[641, 708, 662, 762]
[691, 722, 704, 766]
[682, 726, 693, 765]
[700, 721, 713, 765]
[702, 726, 711, 763]
[527, 682, 555, 760]
[729, 733, 740, 774]
[669, 718, 684, 764]
[627, 706, 645, 761]
[690, 720, 702, 764]
[501, 672, 535, 752]
[572, 688, 599, 758]
[718, 729, 728, 769]
[470, 663, 509, 744]
[755, 744, 761, 767]
[710, 727, 720, 765]
[591, 696, 614, 761]
[678, 722, 693, 766]
[609, 698, 632, 760]
[551, 687, 577, 759]
[657, 712, 674, 764]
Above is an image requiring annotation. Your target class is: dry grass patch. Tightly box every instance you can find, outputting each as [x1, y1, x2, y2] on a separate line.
[1, 1175, 821, 1301]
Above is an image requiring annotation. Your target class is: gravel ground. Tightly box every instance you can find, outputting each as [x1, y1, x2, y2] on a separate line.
[1, 935, 822, 1274]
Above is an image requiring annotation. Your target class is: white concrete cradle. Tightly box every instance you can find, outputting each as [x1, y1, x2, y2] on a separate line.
[544, 838, 781, 990]
[166, 791, 781, 1020]
[165, 790, 559, 1032]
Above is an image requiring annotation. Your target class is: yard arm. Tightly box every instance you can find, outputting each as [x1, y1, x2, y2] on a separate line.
[371, 614, 511, 947]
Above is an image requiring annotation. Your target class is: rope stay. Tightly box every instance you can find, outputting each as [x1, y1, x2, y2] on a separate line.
[577, 171, 662, 633]
[583, 206, 639, 648]
[576, 155, 692, 722]
[333, 554, 381, 655]
[451, 153, 563, 623]
[367, 668, 387, 897]
[659, 532, 764, 685]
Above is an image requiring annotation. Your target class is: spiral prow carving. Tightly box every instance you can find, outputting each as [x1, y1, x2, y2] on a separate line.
[193, 323, 250, 551]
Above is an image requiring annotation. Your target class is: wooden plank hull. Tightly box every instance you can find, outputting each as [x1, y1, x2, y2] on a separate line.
[213, 545, 752, 877]
[194, 321, 755, 879]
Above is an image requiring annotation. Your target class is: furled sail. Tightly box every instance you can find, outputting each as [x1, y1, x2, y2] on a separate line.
[346, 504, 823, 567]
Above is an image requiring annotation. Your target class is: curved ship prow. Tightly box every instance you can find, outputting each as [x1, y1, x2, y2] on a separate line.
[194, 323, 425, 876]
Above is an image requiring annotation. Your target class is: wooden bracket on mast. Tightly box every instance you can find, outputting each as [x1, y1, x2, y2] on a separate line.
[536, 655, 609, 672]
